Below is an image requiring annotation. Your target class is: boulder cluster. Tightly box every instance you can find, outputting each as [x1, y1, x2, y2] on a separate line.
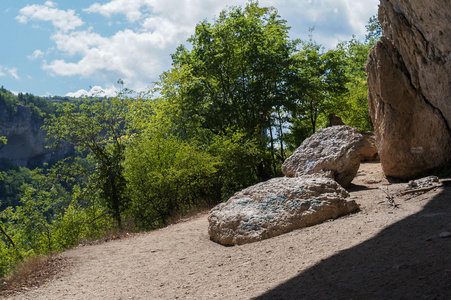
[209, 125, 366, 245]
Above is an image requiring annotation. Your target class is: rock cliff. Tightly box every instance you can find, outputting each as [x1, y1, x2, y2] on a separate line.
[0, 102, 63, 168]
[366, 0, 451, 179]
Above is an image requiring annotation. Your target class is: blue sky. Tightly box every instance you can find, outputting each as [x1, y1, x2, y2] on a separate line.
[0, 0, 379, 97]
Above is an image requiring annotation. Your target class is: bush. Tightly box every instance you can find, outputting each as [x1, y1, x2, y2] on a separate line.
[125, 132, 219, 230]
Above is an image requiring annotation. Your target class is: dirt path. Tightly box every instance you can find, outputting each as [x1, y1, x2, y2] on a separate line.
[6, 163, 451, 299]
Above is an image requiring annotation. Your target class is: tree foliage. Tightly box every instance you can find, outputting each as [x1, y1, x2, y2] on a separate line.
[365, 15, 382, 43]
[44, 97, 136, 229]
[157, 1, 297, 180]
[0, 167, 111, 278]
[336, 14, 382, 130]
[287, 34, 349, 141]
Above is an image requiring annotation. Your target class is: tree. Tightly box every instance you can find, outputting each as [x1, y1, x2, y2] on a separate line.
[365, 15, 382, 44]
[0, 137, 6, 181]
[335, 15, 382, 130]
[157, 1, 297, 180]
[123, 96, 262, 229]
[44, 97, 136, 229]
[288, 35, 349, 141]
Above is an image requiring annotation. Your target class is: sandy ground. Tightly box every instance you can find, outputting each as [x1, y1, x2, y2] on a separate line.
[5, 162, 451, 299]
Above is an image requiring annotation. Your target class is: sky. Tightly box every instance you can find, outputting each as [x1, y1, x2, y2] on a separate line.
[0, 0, 379, 97]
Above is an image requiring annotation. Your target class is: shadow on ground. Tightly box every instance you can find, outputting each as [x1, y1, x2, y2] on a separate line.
[254, 188, 451, 300]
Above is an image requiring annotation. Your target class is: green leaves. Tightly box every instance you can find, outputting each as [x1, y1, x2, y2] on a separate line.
[288, 35, 350, 140]
[0, 169, 112, 278]
[44, 96, 139, 229]
[365, 15, 382, 44]
[158, 1, 297, 180]
[124, 128, 220, 230]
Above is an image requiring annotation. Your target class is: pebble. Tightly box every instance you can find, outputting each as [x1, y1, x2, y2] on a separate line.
[439, 231, 451, 238]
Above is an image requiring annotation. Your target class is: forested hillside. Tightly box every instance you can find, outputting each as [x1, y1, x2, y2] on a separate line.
[0, 2, 381, 279]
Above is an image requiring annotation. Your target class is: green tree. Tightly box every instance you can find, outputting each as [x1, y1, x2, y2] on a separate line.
[157, 1, 297, 180]
[287, 35, 349, 145]
[124, 96, 263, 229]
[365, 15, 382, 43]
[0, 137, 6, 181]
[336, 15, 382, 130]
[0, 169, 111, 278]
[44, 97, 136, 229]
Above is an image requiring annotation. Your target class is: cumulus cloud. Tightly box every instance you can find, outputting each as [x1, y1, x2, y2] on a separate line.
[263, 0, 379, 46]
[0, 67, 5, 77]
[43, 29, 168, 91]
[17, 1, 84, 32]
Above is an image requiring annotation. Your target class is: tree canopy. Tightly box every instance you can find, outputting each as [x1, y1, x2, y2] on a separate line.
[44, 97, 136, 229]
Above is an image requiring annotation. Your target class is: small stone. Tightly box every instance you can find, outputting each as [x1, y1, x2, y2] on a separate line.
[364, 178, 382, 184]
[407, 176, 440, 189]
[439, 231, 451, 238]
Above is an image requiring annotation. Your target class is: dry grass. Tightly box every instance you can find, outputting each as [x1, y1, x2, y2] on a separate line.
[0, 255, 68, 298]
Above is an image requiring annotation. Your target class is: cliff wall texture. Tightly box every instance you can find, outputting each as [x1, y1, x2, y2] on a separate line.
[0, 103, 57, 168]
[366, 0, 451, 179]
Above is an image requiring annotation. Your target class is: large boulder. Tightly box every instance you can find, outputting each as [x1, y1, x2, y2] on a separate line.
[208, 176, 359, 245]
[281, 125, 364, 187]
[366, 0, 451, 179]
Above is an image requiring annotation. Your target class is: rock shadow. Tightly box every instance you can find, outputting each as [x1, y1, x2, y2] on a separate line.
[346, 183, 378, 192]
[253, 187, 451, 300]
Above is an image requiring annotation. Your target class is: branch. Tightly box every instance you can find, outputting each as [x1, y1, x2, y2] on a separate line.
[0, 222, 22, 259]
[400, 183, 443, 195]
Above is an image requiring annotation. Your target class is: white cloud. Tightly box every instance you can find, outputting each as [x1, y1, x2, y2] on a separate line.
[28, 49, 44, 60]
[343, 0, 379, 35]
[44, 1, 57, 8]
[0, 66, 19, 79]
[261, 0, 379, 46]
[8, 68, 19, 80]
[85, 0, 150, 22]
[65, 85, 119, 97]
[43, 29, 168, 89]
[17, 0, 378, 94]
[17, 1, 84, 32]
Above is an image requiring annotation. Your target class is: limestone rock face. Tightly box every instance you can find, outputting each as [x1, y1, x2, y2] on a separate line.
[208, 176, 359, 245]
[0, 103, 67, 168]
[366, 0, 451, 179]
[281, 125, 364, 187]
